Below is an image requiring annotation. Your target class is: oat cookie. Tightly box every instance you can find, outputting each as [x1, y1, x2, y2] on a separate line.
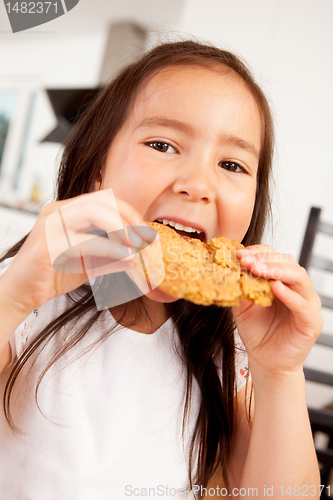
[129, 222, 274, 307]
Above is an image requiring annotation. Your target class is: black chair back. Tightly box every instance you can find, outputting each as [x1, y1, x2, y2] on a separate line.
[299, 206, 333, 497]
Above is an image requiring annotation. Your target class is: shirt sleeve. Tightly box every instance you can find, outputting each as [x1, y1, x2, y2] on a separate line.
[234, 329, 251, 394]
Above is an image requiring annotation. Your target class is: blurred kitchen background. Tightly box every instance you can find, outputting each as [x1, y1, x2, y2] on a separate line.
[0, 0, 333, 416]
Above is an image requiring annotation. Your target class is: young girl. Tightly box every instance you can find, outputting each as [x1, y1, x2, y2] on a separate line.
[0, 40, 323, 499]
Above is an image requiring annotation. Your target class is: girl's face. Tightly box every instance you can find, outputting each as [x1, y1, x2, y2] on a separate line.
[100, 65, 262, 304]
[102, 65, 261, 243]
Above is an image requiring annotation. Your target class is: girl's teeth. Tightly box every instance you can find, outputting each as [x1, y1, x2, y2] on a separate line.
[157, 219, 202, 234]
[163, 219, 175, 227]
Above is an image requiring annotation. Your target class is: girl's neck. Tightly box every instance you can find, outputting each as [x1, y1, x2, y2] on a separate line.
[109, 297, 170, 335]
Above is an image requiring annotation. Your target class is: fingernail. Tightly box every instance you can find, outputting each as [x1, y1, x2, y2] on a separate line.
[237, 251, 250, 258]
[254, 262, 267, 270]
[127, 231, 143, 248]
[242, 255, 256, 263]
[134, 226, 159, 243]
[119, 247, 130, 258]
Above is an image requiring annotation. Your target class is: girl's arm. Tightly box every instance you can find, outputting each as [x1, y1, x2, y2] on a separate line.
[238, 370, 319, 499]
[0, 343, 12, 374]
[227, 374, 320, 500]
[0, 280, 34, 374]
[226, 384, 254, 490]
[227, 245, 323, 500]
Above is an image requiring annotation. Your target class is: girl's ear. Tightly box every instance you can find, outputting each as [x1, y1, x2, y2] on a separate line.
[94, 173, 103, 192]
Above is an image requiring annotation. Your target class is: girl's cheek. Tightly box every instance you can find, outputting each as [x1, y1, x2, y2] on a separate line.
[215, 189, 256, 240]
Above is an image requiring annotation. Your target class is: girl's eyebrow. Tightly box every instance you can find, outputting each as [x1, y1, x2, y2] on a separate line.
[136, 116, 259, 160]
[223, 136, 259, 160]
[136, 117, 194, 136]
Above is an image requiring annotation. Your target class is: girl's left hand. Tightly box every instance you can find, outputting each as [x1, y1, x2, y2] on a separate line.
[232, 245, 324, 380]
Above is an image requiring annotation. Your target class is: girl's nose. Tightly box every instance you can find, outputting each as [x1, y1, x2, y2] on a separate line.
[171, 164, 215, 203]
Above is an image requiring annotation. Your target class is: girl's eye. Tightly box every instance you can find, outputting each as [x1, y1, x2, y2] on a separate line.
[219, 161, 247, 174]
[146, 142, 177, 154]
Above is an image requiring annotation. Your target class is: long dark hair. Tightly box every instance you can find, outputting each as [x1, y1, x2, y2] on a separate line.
[0, 40, 274, 497]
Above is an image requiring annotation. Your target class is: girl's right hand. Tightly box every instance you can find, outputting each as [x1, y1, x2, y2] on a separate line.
[0, 189, 157, 316]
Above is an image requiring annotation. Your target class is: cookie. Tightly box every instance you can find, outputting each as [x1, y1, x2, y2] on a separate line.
[129, 222, 274, 307]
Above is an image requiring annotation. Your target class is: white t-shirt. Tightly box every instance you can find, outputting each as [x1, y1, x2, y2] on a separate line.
[0, 256, 250, 500]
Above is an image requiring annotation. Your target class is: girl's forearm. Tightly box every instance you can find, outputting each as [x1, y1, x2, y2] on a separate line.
[238, 370, 320, 500]
[0, 279, 32, 355]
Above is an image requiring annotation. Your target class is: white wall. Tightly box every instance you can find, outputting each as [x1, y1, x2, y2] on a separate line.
[0, 32, 105, 87]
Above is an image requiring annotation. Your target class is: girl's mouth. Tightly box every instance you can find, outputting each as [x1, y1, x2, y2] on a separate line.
[153, 219, 207, 243]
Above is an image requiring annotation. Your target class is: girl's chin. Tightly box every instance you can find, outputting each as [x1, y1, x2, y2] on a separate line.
[145, 287, 179, 303]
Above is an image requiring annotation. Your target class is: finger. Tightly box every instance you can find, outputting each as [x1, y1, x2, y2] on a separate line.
[242, 260, 317, 303]
[50, 190, 156, 244]
[60, 201, 138, 243]
[60, 189, 148, 231]
[52, 233, 137, 273]
[271, 281, 323, 337]
[95, 192, 159, 243]
[109, 196, 153, 232]
[125, 225, 158, 247]
[239, 252, 297, 269]
[238, 248, 297, 265]
[48, 202, 156, 254]
[238, 244, 276, 254]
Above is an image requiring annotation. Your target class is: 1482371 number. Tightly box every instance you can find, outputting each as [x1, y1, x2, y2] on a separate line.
[279, 485, 331, 496]
[5, 2, 58, 14]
